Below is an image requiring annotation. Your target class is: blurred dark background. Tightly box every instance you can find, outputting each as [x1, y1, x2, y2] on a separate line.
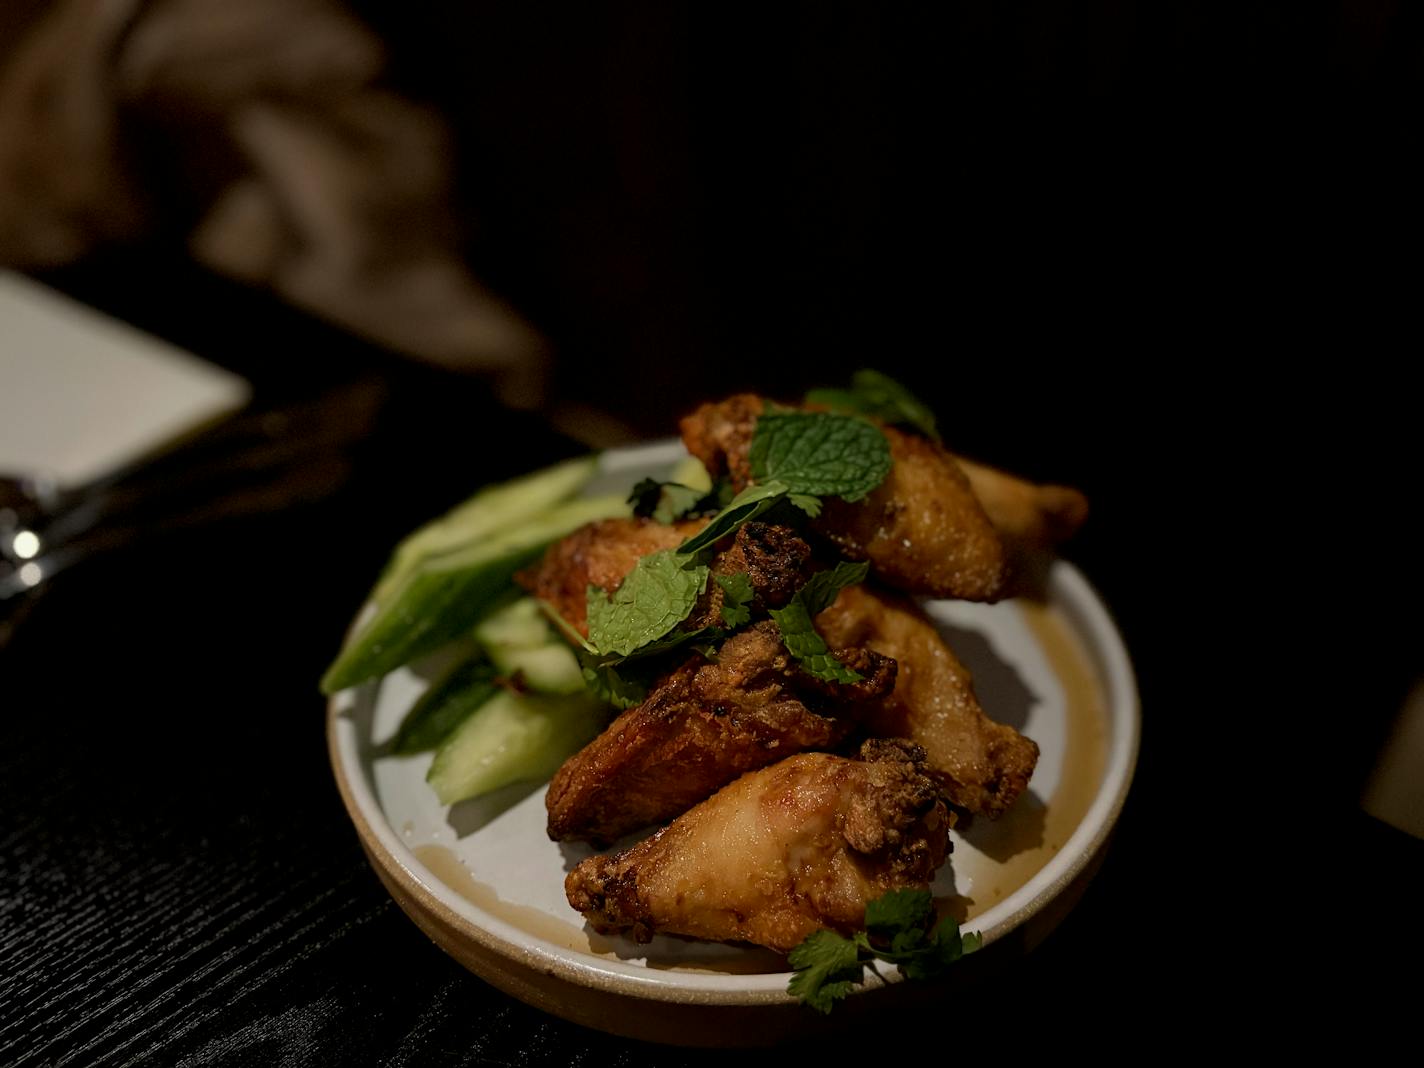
[1, 2, 1418, 1060]
[5, 0, 1415, 787]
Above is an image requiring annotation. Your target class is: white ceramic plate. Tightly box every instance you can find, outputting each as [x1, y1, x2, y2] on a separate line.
[327, 441, 1140, 1045]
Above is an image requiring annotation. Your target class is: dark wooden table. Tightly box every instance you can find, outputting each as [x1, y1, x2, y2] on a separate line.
[2, 254, 1414, 1066]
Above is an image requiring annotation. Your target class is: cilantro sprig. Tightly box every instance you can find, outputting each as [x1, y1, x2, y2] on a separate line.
[787, 889, 983, 1013]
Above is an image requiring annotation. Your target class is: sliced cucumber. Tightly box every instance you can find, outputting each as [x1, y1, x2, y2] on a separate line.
[427, 689, 605, 805]
[474, 598, 585, 695]
[668, 454, 713, 492]
[321, 493, 628, 694]
[372, 454, 601, 607]
[472, 597, 552, 651]
[391, 656, 500, 755]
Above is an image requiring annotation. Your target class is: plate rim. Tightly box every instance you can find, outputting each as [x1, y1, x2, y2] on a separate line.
[326, 442, 1141, 1008]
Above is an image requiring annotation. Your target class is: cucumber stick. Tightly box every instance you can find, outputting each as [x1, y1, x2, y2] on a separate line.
[372, 454, 600, 607]
[321, 493, 627, 694]
[668, 454, 713, 492]
[427, 690, 604, 805]
[473, 598, 584, 695]
[391, 656, 500, 755]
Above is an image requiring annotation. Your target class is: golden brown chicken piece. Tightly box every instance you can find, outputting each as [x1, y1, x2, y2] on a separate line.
[515, 516, 701, 638]
[517, 517, 815, 638]
[679, 394, 1009, 601]
[817, 584, 1038, 817]
[546, 621, 896, 842]
[955, 457, 1089, 552]
[565, 739, 950, 952]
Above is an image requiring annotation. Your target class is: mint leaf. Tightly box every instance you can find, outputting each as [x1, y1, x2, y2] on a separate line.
[806, 369, 941, 443]
[796, 560, 869, 617]
[716, 572, 755, 628]
[769, 561, 869, 684]
[748, 411, 891, 502]
[771, 602, 863, 684]
[786, 930, 863, 1015]
[676, 480, 789, 557]
[586, 550, 710, 657]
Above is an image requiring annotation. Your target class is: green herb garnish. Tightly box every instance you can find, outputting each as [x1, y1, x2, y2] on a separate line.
[675, 481, 791, 558]
[628, 478, 728, 524]
[583, 408, 891, 672]
[787, 889, 982, 1013]
[748, 410, 892, 502]
[768, 560, 869, 683]
[805, 369, 941, 443]
[585, 550, 710, 657]
[715, 572, 755, 628]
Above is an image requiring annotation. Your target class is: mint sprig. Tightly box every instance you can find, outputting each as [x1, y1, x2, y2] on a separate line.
[748, 411, 891, 502]
[581, 407, 891, 677]
[585, 549, 710, 657]
[805, 369, 941, 443]
[768, 561, 869, 683]
[787, 889, 982, 1013]
[675, 481, 790, 558]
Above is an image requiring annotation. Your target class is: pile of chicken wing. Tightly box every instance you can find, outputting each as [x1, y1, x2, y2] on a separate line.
[517, 394, 1087, 955]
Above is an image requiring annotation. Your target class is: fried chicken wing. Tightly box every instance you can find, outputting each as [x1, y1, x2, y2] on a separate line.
[679, 394, 1009, 601]
[565, 739, 950, 952]
[515, 516, 702, 638]
[545, 621, 895, 842]
[817, 584, 1038, 817]
[517, 517, 814, 638]
[955, 457, 1088, 551]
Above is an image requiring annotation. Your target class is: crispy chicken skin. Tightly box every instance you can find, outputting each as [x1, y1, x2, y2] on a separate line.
[546, 621, 896, 843]
[817, 584, 1038, 817]
[565, 740, 950, 953]
[679, 394, 1009, 601]
[955, 457, 1088, 551]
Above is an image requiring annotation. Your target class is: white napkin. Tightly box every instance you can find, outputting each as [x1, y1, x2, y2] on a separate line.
[0, 271, 250, 488]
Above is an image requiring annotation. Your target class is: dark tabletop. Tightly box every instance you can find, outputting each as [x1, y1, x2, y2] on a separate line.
[2, 253, 1417, 1067]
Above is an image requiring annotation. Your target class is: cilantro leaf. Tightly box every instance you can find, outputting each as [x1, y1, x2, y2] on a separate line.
[902, 916, 977, 980]
[580, 660, 652, 710]
[715, 572, 755, 628]
[786, 889, 983, 1012]
[676, 480, 790, 557]
[579, 626, 723, 708]
[806, 369, 941, 443]
[748, 411, 891, 502]
[865, 886, 935, 939]
[786, 930, 863, 1015]
[787, 493, 822, 518]
[585, 550, 710, 657]
[768, 561, 870, 683]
